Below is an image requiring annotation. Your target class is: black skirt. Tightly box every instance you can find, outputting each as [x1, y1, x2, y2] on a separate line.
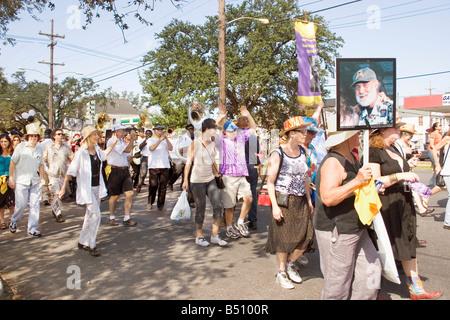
[265, 195, 314, 254]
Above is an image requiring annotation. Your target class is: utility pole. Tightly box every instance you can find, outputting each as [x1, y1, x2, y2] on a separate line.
[425, 81, 436, 95]
[218, 0, 226, 116]
[39, 19, 65, 129]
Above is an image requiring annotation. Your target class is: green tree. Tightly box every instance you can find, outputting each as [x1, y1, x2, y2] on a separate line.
[140, 0, 344, 129]
[0, 71, 115, 132]
[1, 0, 185, 47]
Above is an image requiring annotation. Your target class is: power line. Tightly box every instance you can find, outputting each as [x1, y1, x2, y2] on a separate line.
[95, 61, 154, 83]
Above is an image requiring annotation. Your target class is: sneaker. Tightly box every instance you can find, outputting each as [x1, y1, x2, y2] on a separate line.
[157, 207, 167, 212]
[195, 237, 210, 247]
[276, 271, 294, 290]
[147, 202, 152, 211]
[123, 219, 137, 226]
[210, 235, 227, 246]
[233, 220, 249, 237]
[286, 264, 303, 283]
[226, 226, 240, 239]
[297, 255, 309, 266]
[9, 221, 17, 233]
[28, 230, 42, 238]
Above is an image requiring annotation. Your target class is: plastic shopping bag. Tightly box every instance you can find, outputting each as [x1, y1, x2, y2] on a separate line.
[170, 190, 191, 220]
[372, 213, 401, 284]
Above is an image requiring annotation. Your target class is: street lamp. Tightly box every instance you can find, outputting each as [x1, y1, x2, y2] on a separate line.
[226, 17, 270, 25]
[217, 0, 269, 115]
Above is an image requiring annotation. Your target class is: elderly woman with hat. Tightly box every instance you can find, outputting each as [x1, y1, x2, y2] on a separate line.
[265, 116, 315, 290]
[313, 125, 381, 299]
[368, 125, 442, 300]
[8, 127, 46, 237]
[59, 126, 113, 257]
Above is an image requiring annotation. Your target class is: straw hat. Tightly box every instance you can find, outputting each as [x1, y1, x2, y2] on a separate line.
[82, 126, 101, 142]
[24, 126, 41, 140]
[324, 120, 359, 149]
[400, 123, 418, 135]
[280, 116, 309, 136]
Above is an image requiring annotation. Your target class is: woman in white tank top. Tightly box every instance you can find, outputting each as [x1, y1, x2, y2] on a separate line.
[182, 119, 227, 247]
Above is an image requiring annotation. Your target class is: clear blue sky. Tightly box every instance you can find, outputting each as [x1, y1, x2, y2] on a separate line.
[1, 0, 449, 105]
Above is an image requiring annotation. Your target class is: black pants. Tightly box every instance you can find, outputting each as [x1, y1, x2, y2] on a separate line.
[168, 162, 194, 204]
[148, 168, 169, 208]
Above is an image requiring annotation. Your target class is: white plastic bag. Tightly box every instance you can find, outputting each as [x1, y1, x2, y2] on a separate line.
[170, 190, 191, 220]
[372, 213, 401, 284]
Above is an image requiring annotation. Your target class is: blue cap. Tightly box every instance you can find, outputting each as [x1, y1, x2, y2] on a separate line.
[302, 117, 323, 133]
[223, 121, 238, 132]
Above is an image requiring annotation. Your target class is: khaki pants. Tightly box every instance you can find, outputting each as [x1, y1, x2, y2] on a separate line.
[315, 227, 381, 300]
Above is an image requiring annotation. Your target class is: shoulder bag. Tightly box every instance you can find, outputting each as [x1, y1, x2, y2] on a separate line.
[436, 146, 449, 188]
[198, 139, 225, 189]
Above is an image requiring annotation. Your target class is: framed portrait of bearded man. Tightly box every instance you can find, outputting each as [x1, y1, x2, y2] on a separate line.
[336, 58, 396, 131]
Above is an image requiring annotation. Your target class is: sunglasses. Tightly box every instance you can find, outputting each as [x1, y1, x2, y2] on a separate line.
[292, 129, 307, 134]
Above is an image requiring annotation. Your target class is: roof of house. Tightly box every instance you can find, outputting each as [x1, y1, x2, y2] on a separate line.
[95, 99, 140, 115]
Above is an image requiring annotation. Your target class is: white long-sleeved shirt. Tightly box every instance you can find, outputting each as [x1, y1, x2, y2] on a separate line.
[67, 145, 107, 205]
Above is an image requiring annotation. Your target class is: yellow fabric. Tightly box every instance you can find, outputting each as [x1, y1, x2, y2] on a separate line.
[353, 178, 382, 225]
[105, 165, 111, 180]
[0, 175, 7, 194]
[297, 95, 322, 107]
[293, 21, 317, 39]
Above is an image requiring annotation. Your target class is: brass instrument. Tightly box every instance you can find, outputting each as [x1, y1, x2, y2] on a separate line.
[96, 112, 111, 130]
[167, 127, 174, 135]
[188, 102, 205, 130]
[137, 112, 153, 129]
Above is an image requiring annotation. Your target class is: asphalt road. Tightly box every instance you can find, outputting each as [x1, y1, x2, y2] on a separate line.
[0, 166, 449, 304]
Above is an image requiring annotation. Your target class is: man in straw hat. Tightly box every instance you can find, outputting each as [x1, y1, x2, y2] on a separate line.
[106, 122, 137, 226]
[8, 126, 46, 237]
[313, 124, 382, 299]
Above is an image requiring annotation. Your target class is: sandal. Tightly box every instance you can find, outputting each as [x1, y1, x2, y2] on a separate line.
[1, 223, 6, 229]
[89, 247, 101, 257]
[77, 242, 89, 251]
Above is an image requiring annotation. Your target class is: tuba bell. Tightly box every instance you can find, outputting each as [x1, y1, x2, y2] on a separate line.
[137, 112, 153, 129]
[188, 102, 205, 130]
[96, 112, 111, 130]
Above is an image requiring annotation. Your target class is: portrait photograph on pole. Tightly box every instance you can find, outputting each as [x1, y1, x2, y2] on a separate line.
[336, 58, 396, 131]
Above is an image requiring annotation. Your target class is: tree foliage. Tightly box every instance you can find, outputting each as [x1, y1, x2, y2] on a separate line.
[140, 0, 344, 129]
[0, 0, 186, 46]
[0, 71, 114, 133]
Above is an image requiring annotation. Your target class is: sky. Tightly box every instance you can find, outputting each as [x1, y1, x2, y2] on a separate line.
[1, 0, 450, 107]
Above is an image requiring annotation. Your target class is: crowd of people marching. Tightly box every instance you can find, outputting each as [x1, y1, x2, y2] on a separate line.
[1, 103, 448, 300]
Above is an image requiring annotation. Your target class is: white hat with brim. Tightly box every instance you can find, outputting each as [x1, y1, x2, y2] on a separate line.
[112, 122, 128, 132]
[24, 127, 41, 140]
[324, 130, 359, 149]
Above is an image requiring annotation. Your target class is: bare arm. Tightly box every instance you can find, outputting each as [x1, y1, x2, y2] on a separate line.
[319, 157, 372, 207]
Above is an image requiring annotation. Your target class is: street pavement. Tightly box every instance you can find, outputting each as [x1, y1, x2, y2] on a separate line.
[0, 166, 449, 302]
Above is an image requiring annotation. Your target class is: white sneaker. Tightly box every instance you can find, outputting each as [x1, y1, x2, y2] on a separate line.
[226, 226, 240, 239]
[297, 255, 309, 266]
[210, 235, 227, 246]
[233, 220, 249, 237]
[276, 271, 294, 290]
[195, 237, 210, 247]
[286, 264, 303, 283]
